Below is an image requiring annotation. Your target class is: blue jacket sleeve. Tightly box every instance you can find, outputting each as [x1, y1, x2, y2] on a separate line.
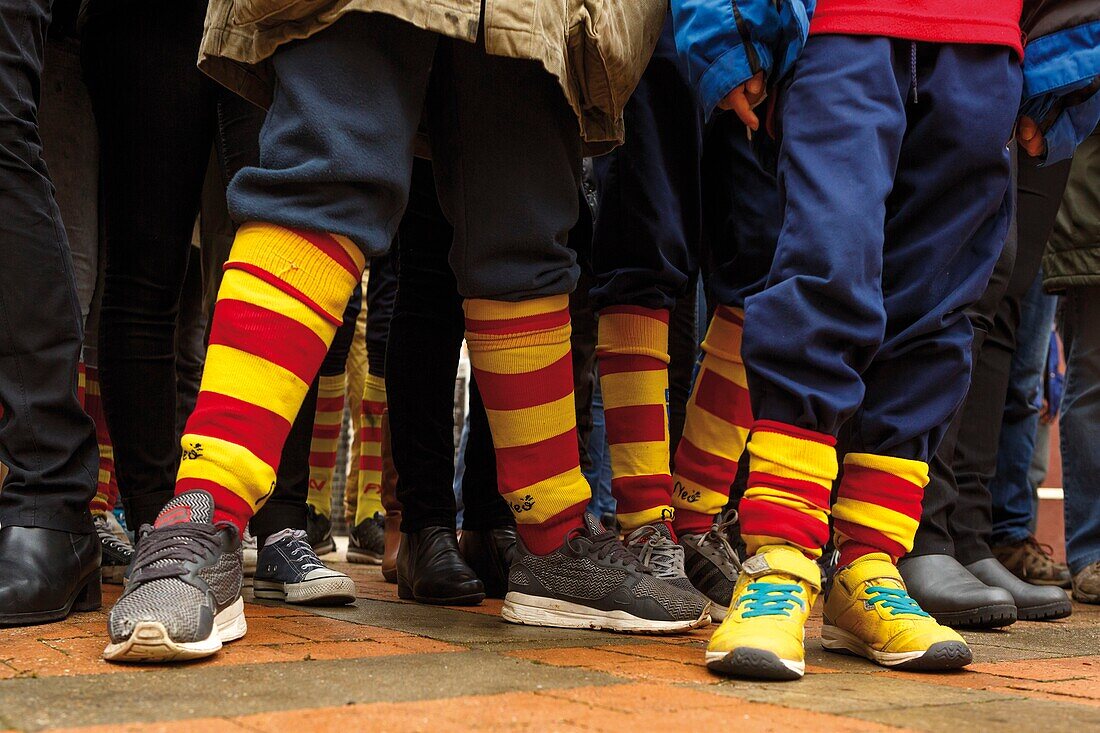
[1039, 89, 1100, 164]
[671, 0, 812, 119]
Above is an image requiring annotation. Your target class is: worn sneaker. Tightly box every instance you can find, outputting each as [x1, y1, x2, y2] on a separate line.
[624, 523, 702, 598]
[347, 512, 385, 565]
[502, 514, 710, 633]
[103, 491, 245, 663]
[822, 553, 971, 670]
[706, 545, 820, 680]
[680, 517, 741, 621]
[993, 536, 1071, 588]
[306, 504, 336, 556]
[95, 514, 134, 585]
[254, 529, 355, 605]
[241, 528, 258, 578]
[1072, 561, 1100, 604]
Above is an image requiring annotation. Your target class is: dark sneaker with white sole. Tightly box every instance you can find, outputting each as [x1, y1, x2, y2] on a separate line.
[503, 514, 711, 633]
[95, 514, 134, 585]
[680, 517, 742, 621]
[347, 512, 385, 564]
[104, 490, 245, 663]
[306, 504, 336, 556]
[254, 529, 356, 605]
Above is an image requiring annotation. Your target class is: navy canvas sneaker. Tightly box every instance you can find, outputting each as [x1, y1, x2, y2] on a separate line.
[254, 529, 356, 605]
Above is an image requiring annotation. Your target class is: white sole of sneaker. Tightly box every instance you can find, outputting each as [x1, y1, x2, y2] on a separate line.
[820, 625, 971, 669]
[345, 550, 383, 565]
[102, 597, 247, 663]
[501, 592, 710, 634]
[254, 576, 356, 605]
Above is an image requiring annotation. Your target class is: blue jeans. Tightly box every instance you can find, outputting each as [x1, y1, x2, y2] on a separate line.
[989, 272, 1058, 545]
[583, 382, 615, 519]
[1061, 285, 1100, 575]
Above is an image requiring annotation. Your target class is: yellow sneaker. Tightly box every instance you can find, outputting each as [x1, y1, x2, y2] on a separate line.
[822, 553, 972, 670]
[705, 545, 821, 680]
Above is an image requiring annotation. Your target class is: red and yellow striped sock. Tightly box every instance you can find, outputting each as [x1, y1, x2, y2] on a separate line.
[833, 453, 928, 567]
[306, 372, 345, 519]
[176, 222, 365, 532]
[671, 306, 753, 536]
[354, 373, 386, 527]
[740, 420, 838, 559]
[84, 365, 117, 518]
[596, 306, 673, 533]
[464, 295, 590, 555]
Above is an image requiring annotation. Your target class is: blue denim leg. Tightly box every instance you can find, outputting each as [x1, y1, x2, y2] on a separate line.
[989, 272, 1058, 545]
[1061, 286, 1100, 575]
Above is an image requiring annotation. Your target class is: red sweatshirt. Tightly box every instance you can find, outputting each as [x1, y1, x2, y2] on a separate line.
[809, 0, 1024, 57]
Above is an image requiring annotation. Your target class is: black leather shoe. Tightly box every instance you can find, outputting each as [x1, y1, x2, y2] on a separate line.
[965, 557, 1072, 622]
[397, 526, 485, 605]
[0, 526, 102, 626]
[459, 527, 517, 599]
[899, 553, 1016, 628]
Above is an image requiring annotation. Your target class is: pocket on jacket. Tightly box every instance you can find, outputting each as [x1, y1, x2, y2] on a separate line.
[232, 0, 334, 27]
[567, 0, 663, 115]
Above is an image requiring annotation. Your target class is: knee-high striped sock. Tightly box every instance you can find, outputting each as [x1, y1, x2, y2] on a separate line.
[465, 295, 590, 555]
[84, 365, 118, 518]
[354, 373, 386, 527]
[176, 222, 365, 532]
[671, 306, 753, 535]
[306, 372, 345, 519]
[833, 453, 927, 567]
[343, 281, 370, 525]
[596, 306, 672, 533]
[740, 420, 837, 559]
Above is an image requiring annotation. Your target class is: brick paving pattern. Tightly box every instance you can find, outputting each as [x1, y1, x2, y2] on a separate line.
[3, 559, 1099, 732]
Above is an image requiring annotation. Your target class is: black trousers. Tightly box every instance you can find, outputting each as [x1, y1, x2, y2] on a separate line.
[0, 0, 98, 533]
[913, 152, 1073, 562]
[387, 159, 511, 533]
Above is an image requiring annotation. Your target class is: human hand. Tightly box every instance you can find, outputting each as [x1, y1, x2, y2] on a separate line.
[719, 71, 766, 131]
[1017, 116, 1047, 158]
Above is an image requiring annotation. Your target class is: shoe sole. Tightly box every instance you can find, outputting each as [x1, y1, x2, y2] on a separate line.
[704, 648, 804, 680]
[1017, 598, 1073, 622]
[311, 539, 337, 557]
[820, 625, 972, 670]
[397, 581, 485, 606]
[102, 596, 247, 663]
[254, 577, 356, 606]
[930, 603, 1017, 629]
[346, 549, 383, 565]
[501, 592, 710, 634]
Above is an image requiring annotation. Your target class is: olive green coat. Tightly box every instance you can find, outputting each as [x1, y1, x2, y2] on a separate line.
[198, 0, 666, 153]
[1044, 128, 1100, 292]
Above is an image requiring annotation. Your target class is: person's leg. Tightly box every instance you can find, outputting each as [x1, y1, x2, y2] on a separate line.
[106, 12, 435, 662]
[432, 35, 707, 632]
[0, 0, 101, 625]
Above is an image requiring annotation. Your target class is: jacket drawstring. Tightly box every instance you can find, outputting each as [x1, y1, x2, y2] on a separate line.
[910, 41, 919, 103]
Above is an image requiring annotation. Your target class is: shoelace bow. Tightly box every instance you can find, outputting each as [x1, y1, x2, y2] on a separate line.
[129, 523, 222, 584]
[1024, 537, 1060, 565]
[567, 527, 646, 571]
[864, 585, 930, 617]
[739, 582, 806, 618]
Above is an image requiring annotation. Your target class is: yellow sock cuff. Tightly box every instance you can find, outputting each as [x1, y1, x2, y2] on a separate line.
[597, 307, 670, 364]
[701, 306, 745, 364]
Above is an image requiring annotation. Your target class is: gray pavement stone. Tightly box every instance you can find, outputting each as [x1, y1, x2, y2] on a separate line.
[850, 697, 1100, 732]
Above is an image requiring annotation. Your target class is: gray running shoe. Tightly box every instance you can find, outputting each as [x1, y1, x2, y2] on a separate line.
[104, 491, 245, 663]
[254, 529, 355, 605]
[347, 511, 385, 564]
[95, 514, 133, 585]
[624, 523, 700, 598]
[502, 514, 711, 633]
[680, 516, 742, 621]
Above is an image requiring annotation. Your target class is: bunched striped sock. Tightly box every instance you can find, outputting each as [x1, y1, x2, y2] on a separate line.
[354, 373, 386, 526]
[175, 222, 365, 532]
[833, 453, 928, 567]
[671, 306, 753, 535]
[464, 295, 590, 555]
[740, 420, 838, 559]
[83, 365, 118, 518]
[596, 306, 673, 533]
[306, 372, 346, 520]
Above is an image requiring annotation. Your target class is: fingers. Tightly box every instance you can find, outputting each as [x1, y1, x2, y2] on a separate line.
[1017, 116, 1046, 158]
[719, 85, 759, 130]
[744, 71, 766, 106]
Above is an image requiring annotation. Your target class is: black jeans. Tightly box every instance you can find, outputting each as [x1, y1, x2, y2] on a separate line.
[0, 0, 97, 533]
[913, 152, 1073, 562]
[387, 159, 511, 533]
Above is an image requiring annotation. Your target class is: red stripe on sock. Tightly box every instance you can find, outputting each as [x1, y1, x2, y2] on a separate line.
[674, 438, 739, 492]
[362, 426, 382, 442]
[838, 464, 924, 520]
[209, 298, 329, 383]
[288, 228, 362, 281]
[470, 354, 573, 411]
[495, 429, 580, 495]
[185, 392, 291, 469]
[694, 368, 753, 426]
[363, 400, 387, 414]
[515, 498, 588, 556]
[673, 507, 715, 536]
[309, 452, 338, 469]
[714, 306, 744, 328]
[611, 474, 673, 516]
[832, 519, 907, 559]
[599, 305, 671, 324]
[315, 396, 345, 412]
[740, 497, 830, 552]
[464, 308, 570, 336]
[603, 404, 667, 445]
[359, 456, 383, 472]
[597, 353, 667, 376]
[751, 419, 837, 447]
[312, 424, 342, 440]
[747, 472, 832, 509]
[224, 263, 343, 326]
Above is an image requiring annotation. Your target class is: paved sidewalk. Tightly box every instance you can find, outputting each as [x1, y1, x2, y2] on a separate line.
[3, 559, 1099, 732]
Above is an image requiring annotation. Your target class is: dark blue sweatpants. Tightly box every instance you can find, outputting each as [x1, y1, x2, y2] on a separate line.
[742, 36, 1022, 462]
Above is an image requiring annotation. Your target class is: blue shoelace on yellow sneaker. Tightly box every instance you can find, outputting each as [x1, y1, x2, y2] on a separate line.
[739, 582, 806, 618]
[865, 586, 930, 617]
